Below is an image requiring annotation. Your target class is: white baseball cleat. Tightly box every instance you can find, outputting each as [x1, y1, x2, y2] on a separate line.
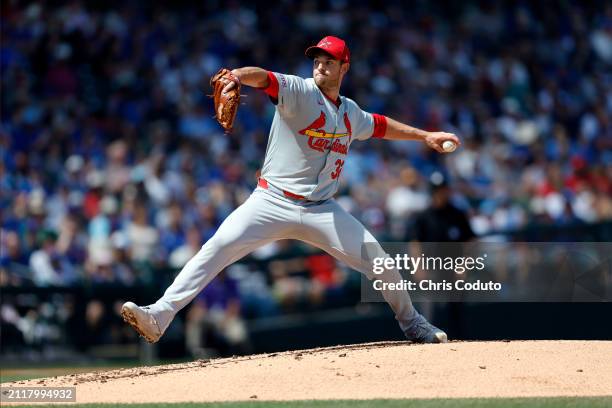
[120, 302, 163, 343]
[404, 313, 448, 344]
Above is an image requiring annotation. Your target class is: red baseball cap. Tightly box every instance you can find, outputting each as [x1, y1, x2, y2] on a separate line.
[305, 36, 350, 63]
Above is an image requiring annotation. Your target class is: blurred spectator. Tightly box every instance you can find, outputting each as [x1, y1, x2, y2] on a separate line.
[29, 230, 79, 286]
[185, 270, 250, 358]
[386, 165, 429, 239]
[160, 202, 187, 260]
[0, 230, 30, 285]
[169, 226, 202, 269]
[79, 300, 114, 348]
[0, 304, 26, 352]
[125, 203, 159, 263]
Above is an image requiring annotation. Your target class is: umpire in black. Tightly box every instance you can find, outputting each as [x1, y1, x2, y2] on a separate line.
[410, 172, 475, 243]
[407, 171, 475, 338]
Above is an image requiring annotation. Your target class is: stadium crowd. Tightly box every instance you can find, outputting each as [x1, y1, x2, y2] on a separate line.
[1, 1, 611, 354]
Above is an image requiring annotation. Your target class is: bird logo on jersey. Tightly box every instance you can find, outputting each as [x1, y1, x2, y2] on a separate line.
[299, 111, 352, 154]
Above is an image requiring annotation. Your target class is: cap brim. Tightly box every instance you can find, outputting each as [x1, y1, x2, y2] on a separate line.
[305, 46, 336, 60]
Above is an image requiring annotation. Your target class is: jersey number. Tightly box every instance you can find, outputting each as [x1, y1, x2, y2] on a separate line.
[331, 159, 345, 180]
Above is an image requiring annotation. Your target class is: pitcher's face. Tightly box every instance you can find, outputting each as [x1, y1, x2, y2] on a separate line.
[313, 54, 348, 90]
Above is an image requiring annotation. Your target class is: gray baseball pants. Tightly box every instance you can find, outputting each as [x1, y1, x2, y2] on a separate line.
[149, 187, 417, 334]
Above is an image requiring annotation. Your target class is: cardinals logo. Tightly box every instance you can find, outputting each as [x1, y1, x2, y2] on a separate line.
[299, 111, 352, 154]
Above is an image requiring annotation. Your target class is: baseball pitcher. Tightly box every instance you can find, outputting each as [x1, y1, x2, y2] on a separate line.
[121, 36, 460, 344]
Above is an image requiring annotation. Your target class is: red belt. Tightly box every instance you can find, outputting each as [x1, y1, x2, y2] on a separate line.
[258, 178, 306, 200]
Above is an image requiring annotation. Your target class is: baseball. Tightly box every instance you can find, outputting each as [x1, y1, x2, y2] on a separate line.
[442, 141, 457, 152]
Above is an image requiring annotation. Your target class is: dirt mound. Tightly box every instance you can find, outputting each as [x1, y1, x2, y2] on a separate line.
[5, 341, 612, 403]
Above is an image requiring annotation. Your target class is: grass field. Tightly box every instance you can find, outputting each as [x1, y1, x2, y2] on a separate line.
[3, 397, 612, 408]
[0, 360, 189, 383]
[1, 369, 113, 384]
[0, 365, 136, 384]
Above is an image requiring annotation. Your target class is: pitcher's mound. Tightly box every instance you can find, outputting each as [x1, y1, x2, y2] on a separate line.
[7, 341, 612, 403]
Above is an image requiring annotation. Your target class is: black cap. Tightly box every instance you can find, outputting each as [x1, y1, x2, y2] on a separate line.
[429, 171, 449, 190]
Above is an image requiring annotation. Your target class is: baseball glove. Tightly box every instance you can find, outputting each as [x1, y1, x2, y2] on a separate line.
[210, 68, 241, 133]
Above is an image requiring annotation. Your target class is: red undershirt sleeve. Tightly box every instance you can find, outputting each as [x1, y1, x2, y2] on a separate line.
[371, 113, 387, 138]
[262, 71, 279, 99]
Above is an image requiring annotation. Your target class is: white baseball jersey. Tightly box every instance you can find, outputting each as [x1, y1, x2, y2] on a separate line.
[144, 70, 419, 340]
[261, 72, 386, 201]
